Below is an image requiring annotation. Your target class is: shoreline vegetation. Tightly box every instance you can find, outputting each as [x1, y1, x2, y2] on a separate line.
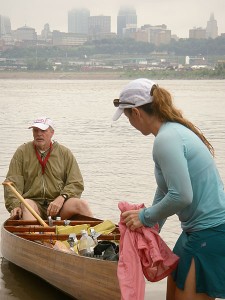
[0, 70, 225, 80]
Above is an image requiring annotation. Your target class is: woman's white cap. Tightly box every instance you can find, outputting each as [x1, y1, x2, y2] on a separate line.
[113, 78, 156, 121]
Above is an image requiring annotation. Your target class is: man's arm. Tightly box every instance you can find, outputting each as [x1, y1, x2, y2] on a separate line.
[4, 148, 25, 213]
[60, 148, 84, 198]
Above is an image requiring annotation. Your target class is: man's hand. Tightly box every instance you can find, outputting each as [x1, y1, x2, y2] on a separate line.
[47, 196, 65, 217]
[10, 207, 22, 218]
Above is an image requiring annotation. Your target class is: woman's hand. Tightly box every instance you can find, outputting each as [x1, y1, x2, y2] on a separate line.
[122, 209, 143, 231]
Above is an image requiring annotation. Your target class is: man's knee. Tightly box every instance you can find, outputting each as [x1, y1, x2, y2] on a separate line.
[21, 199, 39, 212]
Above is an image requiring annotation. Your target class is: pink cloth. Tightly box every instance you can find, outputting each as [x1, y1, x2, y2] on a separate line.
[117, 201, 179, 300]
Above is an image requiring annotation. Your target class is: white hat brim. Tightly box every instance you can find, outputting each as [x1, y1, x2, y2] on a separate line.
[113, 108, 124, 121]
[28, 124, 49, 130]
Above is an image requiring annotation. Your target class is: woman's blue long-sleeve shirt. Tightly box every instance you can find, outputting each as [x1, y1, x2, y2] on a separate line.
[139, 122, 225, 232]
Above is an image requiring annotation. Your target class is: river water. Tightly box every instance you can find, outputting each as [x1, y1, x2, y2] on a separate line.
[0, 79, 225, 299]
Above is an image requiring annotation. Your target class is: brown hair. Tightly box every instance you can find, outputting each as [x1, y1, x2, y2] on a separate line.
[139, 85, 214, 156]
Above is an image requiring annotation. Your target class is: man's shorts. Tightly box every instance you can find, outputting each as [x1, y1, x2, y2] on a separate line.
[35, 199, 51, 219]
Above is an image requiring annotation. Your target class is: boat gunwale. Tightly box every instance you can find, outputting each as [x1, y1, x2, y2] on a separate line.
[1, 216, 120, 300]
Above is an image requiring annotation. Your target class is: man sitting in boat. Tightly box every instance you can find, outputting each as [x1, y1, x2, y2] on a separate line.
[3, 116, 93, 220]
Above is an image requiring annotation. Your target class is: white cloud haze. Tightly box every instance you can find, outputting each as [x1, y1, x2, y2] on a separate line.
[1, 0, 225, 38]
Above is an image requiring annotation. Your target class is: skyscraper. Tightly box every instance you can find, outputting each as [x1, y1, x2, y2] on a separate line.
[0, 15, 11, 37]
[68, 8, 90, 34]
[117, 6, 137, 36]
[206, 13, 218, 39]
[88, 16, 111, 36]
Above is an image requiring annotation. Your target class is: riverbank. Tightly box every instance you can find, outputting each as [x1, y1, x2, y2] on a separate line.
[0, 71, 126, 80]
[0, 70, 224, 80]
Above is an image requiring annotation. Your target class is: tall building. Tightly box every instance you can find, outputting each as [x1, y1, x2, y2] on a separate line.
[68, 8, 90, 34]
[117, 6, 137, 36]
[88, 16, 111, 38]
[206, 13, 218, 39]
[0, 15, 11, 37]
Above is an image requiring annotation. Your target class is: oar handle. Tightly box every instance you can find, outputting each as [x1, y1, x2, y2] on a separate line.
[3, 181, 48, 227]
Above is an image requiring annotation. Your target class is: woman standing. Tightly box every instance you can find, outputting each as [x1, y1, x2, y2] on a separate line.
[113, 78, 225, 300]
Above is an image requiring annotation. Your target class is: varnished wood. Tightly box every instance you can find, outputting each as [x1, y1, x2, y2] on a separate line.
[5, 219, 104, 226]
[1, 216, 121, 300]
[13, 233, 120, 241]
[2, 182, 48, 227]
[4, 225, 120, 234]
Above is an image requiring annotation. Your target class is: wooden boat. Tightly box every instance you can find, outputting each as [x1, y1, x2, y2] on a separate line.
[1, 215, 121, 300]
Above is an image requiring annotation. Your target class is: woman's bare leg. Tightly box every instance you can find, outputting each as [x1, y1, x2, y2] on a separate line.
[166, 259, 215, 300]
[166, 274, 176, 300]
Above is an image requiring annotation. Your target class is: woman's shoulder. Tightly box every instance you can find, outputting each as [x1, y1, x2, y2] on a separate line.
[156, 122, 183, 141]
[158, 122, 192, 139]
[154, 122, 187, 156]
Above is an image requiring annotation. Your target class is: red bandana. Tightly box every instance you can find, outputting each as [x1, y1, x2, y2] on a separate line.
[34, 142, 52, 174]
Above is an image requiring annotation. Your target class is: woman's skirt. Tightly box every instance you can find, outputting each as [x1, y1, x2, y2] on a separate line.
[171, 223, 225, 298]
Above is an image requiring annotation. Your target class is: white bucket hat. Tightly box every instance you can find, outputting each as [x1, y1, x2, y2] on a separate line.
[113, 78, 156, 121]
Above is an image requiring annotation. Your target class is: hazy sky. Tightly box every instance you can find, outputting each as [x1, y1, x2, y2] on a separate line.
[1, 0, 225, 38]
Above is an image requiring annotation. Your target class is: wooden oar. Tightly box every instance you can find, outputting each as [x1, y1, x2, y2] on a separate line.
[2, 181, 48, 227]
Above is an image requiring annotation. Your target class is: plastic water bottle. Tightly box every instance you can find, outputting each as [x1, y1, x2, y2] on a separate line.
[64, 219, 71, 226]
[90, 228, 100, 245]
[78, 229, 95, 256]
[67, 233, 78, 253]
[48, 216, 53, 227]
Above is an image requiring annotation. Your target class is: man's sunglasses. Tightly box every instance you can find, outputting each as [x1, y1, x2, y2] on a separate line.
[113, 99, 135, 107]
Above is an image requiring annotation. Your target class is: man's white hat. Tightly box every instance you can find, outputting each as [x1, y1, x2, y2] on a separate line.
[28, 117, 55, 130]
[113, 78, 156, 121]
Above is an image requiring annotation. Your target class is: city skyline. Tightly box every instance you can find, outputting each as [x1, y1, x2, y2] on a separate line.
[1, 0, 225, 38]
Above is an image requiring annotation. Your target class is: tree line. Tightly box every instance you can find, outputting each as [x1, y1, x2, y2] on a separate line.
[1, 36, 225, 59]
